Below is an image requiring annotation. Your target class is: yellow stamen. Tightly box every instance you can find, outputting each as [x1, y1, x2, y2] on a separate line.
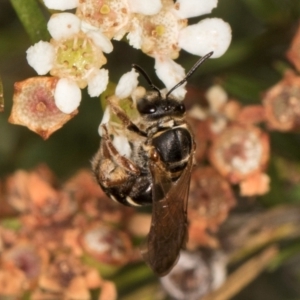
[100, 4, 110, 14]
[155, 25, 166, 36]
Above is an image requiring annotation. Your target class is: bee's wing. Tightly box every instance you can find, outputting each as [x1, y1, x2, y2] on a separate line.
[141, 155, 194, 276]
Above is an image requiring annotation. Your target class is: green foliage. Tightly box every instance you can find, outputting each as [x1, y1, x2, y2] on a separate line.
[9, 0, 50, 43]
[0, 75, 4, 112]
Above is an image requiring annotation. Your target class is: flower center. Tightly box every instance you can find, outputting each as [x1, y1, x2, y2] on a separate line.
[56, 37, 93, 77]
[36, 102, 47, 112]
[76, 0, 129, 39]
[100, 4, 111, 14]
[155, 25, 166, 36]
[51, 33, 106, 88]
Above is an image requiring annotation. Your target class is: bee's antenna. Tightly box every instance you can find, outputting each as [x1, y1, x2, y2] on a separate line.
[132, 64, 162, 98]
[166, 51, 214, 98]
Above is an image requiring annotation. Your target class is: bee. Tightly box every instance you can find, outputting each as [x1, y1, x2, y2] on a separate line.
[92, 52, 213, 276]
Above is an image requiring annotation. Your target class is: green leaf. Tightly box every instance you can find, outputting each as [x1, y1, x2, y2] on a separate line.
[0, 75, 3, 112]
[121, 283, 162, 300]
[241, 0, 299, 25]
[113, 264, 155, 295]
[221, 72, 268, 104]
[260, 156, 286, 206]
[81, 254, 120, 277]
[268, 241, 300, 271]
[9, 0, 50, 43]
[100, 81, 117, 111]
[1, 218, 22, 230]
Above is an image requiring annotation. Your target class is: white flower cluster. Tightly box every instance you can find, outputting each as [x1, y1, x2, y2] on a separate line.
[26, 0, 232, 113]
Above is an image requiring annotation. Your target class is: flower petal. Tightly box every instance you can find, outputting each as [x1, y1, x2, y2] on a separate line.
[178, 18, 232, 58]
[55, 78, 81, 113]
[127, 17, 142, 49]
[82, 21, 113, 54]
[26, 41, 55, 75]
[128, 0, 162, 15]
[99, 107, 111, 136]
[87, 69, 109, 97]
[43, 0, 78, 10]
[115, 69, 139, 99]
[174, 0, 218, 19]
[48, 13, 81, 40]
[155, 57, 186, 100]
[113, 135, 132, 158]
[205, 85, 228, 113]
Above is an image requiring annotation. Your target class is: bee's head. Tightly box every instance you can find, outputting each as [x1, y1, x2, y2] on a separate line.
[132, 51, 213, 117]
[136, 91, 186, 119]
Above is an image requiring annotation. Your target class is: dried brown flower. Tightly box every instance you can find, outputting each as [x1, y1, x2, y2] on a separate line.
[263, 71, 300, 131]
[2, 243, 43, 283]
[239, 172, 270, 196]
[221, 99, 242, 121]
[98, 280, 118, 300]
[31, 227, 66, 253]
[9, 77, 77, 139]
[187, 167, 236, 249]
[126, 213, 151, 237]
[6, 169, 77, 228]
[63, 228, 84, 257]
[209, 124, 269, 184]
[0, 263, 28, 298]
[64, 170, 134, 224]
[160, 250, 226, 300]
[187, 116, 210, 163]
[236, 105, 266, 125]
[37, 254, 94, 299]
[0, 226, 18, 250]
[80, 223, 132, 265]
[0, 166, 133, 299]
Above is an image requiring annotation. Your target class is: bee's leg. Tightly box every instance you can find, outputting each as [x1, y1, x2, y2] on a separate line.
[107, 96, 147, 137]
[100, 124, 140, 175]
[92, 124, 141, 205]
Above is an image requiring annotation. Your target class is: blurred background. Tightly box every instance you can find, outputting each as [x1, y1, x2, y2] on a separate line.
[1, 0, 300, 299]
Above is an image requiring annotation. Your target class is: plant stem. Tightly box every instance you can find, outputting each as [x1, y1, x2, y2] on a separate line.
[9, 0, 50, 43]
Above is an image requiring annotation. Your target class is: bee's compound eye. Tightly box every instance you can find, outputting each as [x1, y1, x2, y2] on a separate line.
[177, 104, 185, 113]
[137, 98, 157, 114]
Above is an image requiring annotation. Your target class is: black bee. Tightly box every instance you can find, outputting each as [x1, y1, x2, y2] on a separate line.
[92, 52, 213, 276]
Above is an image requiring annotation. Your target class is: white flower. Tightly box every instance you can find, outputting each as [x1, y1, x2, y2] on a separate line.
[127, 17, 143, 49]
[26, 13, 110, 113]
[47, 13, 81, 40]
[178, 18, 232, 58]
[55, 78, 81, 114]
[127, 2, 182, 60]
[155, 57, 186, 100]
[98, 107, 111, 136]
[128, 0, 162, 15]
[115, 69, 139, 99]
[113, 135, 132, 158]
[81, 21, 113, 53]
[173, 0, 218, 19]
[44, 0, 162, 40]
[126, 0, 232, 99]
[26, 41, 55, 75]
[205, 85, 228, 113]
[88, 69, 109, 97]
[43, 0, 78, 10]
